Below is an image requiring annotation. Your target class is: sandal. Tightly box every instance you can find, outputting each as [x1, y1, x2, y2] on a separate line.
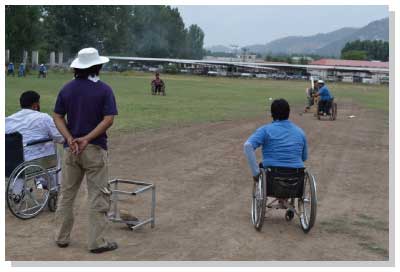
[90, 242, 118, 254]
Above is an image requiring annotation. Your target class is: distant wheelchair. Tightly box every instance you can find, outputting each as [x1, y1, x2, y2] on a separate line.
[251, 165, 317, 233]
[5, 132, 60, 220]
[151, 81, 166, 96]
[317, 98, 337, 121]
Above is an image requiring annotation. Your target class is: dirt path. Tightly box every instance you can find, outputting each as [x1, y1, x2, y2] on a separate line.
[6, 101, 389, 261]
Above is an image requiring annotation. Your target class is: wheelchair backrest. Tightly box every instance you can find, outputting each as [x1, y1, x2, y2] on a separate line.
[265, 167, 305, 198]
[5, 132, 24, 177]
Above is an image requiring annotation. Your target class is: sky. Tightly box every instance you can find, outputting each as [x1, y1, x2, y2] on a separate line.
[174, 5, 389, 48]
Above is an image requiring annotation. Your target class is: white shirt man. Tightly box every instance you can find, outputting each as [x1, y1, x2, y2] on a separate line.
[6, 93, 64, 161]
[6, 91, 64, 193]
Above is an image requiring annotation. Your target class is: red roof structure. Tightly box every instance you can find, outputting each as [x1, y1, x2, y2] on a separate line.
[310, 59, 389, 69]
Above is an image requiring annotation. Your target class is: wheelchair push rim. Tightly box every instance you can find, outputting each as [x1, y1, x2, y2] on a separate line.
[299, 171, 317, 233]
[251, 168, 266, 231]
[6, 162, 51, 220]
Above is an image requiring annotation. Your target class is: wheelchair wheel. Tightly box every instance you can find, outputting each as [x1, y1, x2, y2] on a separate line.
[6, 162, 51, 220]
[48, 192, 58, 212]
[251, 168, 266, 231]
[299, 171, 317, 233]
[331, 102, 337, 121]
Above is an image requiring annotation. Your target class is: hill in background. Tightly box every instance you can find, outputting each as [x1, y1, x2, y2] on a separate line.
[206, 17, 388, 57]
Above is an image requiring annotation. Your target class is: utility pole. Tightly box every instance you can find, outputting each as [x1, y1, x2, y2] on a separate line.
[229, 44, 239, 62]
[242, 47, 248, 62]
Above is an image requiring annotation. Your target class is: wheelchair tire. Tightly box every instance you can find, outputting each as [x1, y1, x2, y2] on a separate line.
[331, 102, 337, 121]
[48, 192, 58, 212]
[6, 162, 51, 220]
[299, 171, 317, 233]
[251, 168, 266, 231]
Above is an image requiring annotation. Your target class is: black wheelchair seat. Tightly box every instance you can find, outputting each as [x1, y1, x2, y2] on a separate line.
[264, 166, 305, 198]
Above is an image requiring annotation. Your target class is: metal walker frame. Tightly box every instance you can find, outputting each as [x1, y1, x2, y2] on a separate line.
[108, 179, 156, 230]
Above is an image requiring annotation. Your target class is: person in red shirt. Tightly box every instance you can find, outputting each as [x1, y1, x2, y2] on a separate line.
[151, 72, 165, 95]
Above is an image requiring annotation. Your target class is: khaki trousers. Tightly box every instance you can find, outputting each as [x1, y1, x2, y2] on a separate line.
[55, 144, 112, 250]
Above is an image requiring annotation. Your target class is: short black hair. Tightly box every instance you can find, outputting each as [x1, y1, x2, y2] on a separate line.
[20, 90, 40, 109]
[271, 98, 290, 121]
[74, 64, 103, 79]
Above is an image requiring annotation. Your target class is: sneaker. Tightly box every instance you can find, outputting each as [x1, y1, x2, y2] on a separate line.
[90, 242, 118, 254]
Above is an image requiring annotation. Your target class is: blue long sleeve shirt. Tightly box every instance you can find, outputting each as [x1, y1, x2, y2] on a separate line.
[318, 85, 333, 101]
[243, 120, 308, 176]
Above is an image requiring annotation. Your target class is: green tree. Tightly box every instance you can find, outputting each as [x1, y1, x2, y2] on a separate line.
[186, 24, 205, 59]
[6, 5, 42, 62]
[341, 50, 368, 60]
[341, 40, 388, 61]
[7, 5, 206, 61]
[131, 6, 187, 58]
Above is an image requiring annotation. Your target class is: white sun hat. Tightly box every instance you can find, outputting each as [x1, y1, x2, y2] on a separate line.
[70, 47, 109, 69]
[317, 79, 325, 84]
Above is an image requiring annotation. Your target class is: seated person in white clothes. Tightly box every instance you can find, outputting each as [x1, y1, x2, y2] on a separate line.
[6, 90, 64, 192]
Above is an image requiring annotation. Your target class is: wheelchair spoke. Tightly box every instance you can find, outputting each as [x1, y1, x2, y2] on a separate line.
[13, 196, 26, 213]
[26, 190, 41, 206]
[18, 204, 43, 214]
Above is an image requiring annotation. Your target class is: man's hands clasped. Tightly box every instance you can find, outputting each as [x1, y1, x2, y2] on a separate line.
[67, 136, 90, 155]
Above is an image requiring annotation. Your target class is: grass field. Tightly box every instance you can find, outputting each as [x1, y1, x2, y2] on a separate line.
[5, 71, 388, 133]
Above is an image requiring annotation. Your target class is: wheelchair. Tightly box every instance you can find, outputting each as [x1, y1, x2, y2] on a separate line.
[5, 132, 60, 220]
[251, 165, 317, 233]
[317, 98, 337, 121]
[151, 82, 166, 96]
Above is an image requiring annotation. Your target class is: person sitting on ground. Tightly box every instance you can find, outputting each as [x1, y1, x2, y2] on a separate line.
[7, 62, 15, 76]
[151, 72, 165, 95]
[5, 90, 64, 196]
[304, 79, 318, 112]
[38, 64, 47, 78]
[243, 98, 308, 206]
[314, 80, 333, 115]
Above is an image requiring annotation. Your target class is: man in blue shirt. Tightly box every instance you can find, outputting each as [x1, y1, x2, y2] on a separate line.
[38, 64, 47, 78]
[7, 62, 15, 76]
[243, 99, 308, 181]
[315, 80, 333, 115]
[18, 63, 25, 77]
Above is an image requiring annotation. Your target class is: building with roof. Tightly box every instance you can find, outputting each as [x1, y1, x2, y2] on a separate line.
[307, 59, 389, 84]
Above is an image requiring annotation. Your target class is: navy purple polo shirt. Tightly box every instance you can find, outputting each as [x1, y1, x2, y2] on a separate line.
[54, 78, 118, 150]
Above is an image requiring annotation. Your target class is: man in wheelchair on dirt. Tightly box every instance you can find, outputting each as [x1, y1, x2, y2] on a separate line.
[244, 98, 308, 208]
[5, 91, 64, 207]
[314, 80, 334, 116]
[243, 98, 316, 233]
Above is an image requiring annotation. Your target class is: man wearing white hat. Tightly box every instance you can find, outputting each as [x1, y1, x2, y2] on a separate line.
[38, 64, 47, 78]
[53, 48, 118, 253]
